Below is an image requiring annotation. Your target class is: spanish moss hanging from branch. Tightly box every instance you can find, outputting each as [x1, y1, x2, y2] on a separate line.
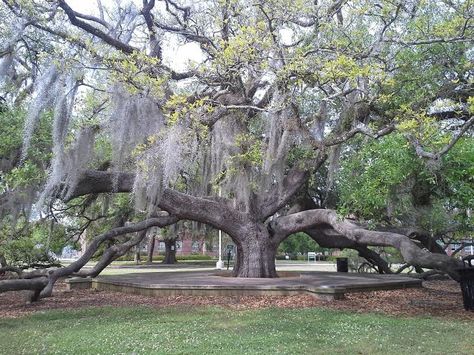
[21, 65, 59, 162]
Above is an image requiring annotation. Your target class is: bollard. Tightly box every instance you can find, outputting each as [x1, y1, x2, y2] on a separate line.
[227, 250, 232, 270]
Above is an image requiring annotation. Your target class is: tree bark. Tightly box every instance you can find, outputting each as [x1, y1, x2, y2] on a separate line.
[377, 226, 447, 255]
[76, 229, 149, 278]
[232, 224, 278, 278]
[147, 235, 155, 263]
[410, 233, 446, 254]
[162, 239, 177, 264]
[0, 254, 6, 268]
[354, 246, 392, 274]
[0, 277, 48, 292]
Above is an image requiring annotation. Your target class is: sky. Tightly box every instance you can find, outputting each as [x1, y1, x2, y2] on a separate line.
[67, 0, 205, 71]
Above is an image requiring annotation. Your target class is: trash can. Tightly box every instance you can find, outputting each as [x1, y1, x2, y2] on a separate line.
[336, 257, 348, 273]
[458, 256, 474, 311]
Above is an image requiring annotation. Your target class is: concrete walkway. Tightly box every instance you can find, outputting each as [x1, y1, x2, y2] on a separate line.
[86, 261, 337, 276]
[86, 270, 421, 300]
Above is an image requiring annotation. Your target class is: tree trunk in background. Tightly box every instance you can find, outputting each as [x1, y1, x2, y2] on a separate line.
[163, 239, 177, 264]
[0, 255, 6, 275]
[147, 235, 155, 263]
[134, 241, 141, 264]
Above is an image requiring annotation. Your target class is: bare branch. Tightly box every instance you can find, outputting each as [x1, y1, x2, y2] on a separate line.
[323, 124, 395, 147]
[141, 0, 162, 58]
[57, 0, 137, 54]
[386, 36, 473, 46]
[409, 116, 474, 160]
[74, 9, 111, 30]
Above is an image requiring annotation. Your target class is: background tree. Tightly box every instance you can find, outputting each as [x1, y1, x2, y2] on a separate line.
[278, 232, 327, 257]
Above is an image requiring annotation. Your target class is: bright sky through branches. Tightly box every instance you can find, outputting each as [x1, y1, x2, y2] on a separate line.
[68, 0, 204, 71]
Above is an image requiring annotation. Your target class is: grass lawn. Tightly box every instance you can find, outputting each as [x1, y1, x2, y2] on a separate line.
[1, 306, 472, 354]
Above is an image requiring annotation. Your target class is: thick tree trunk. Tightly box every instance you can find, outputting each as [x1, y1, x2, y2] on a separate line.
[162, 239, 177, 264]
[232, 225, 278, 278]
[147, 235, 155, 263]
[67, 170, 303, 279]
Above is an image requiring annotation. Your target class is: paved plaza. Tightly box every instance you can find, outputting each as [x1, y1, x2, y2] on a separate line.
[88, 270, 422, 300]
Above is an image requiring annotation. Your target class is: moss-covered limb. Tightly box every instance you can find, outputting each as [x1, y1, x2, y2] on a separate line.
[68, 170, 251, 237]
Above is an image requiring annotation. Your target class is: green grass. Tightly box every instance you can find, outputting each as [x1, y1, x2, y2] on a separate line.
[1, 306, 473, 354]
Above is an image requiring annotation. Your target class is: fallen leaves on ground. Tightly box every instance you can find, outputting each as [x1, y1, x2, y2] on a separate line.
[1, 280, 472, 320]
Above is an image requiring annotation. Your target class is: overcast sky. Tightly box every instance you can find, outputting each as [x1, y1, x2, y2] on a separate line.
[67, 0, 204, 71]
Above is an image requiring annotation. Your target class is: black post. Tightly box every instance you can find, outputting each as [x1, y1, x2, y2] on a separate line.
[227, 250, 232, 270]
[458, 256, 474, 311]
[336, 257, 349, 272]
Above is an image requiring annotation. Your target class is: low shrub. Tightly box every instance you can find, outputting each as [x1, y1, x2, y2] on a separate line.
[113, 254, 215, 262]
[177, 254, 214, 261]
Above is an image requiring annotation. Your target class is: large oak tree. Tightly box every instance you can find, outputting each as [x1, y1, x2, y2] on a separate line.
[1, 0, 473, 299]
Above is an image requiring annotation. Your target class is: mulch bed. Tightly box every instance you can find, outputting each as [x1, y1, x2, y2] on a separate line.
[1, 279, 473, 320]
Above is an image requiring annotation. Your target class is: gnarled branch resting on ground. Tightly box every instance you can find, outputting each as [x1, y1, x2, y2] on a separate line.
[0, 215, 177, 301]
[272, 209, 463, 279]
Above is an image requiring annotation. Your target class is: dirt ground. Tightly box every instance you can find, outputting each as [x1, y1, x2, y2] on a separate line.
[1, 279, 473, 320]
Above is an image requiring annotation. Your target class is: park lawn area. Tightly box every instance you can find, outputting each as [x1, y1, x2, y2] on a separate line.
[1, 306, 473, 355]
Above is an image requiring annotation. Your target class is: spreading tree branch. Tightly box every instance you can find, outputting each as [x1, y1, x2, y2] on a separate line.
[272, 209, 463, 279]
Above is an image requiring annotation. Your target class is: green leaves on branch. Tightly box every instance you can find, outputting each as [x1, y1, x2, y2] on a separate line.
[337, 132, 473, 235]
[230, 133, 263, 168]
[338, 134, 417, 220]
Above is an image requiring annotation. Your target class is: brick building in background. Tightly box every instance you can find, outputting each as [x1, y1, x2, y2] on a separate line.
[151, 229, 222, 257]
